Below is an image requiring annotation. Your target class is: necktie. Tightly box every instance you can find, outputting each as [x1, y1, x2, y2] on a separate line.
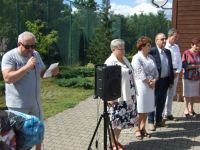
[161, 49, 169, 77]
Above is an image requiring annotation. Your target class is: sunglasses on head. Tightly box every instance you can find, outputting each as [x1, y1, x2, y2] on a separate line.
[20, 42, 36, 49]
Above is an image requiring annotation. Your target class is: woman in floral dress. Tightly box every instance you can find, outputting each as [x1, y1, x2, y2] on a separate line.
[105, 39, 138, 150]
[182, 37, 200, 118]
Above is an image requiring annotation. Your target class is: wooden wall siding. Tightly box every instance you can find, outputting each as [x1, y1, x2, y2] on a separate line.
[172, 0, 200, 101]
[172, 0, 200, 49]
[173, 0, 200, 51]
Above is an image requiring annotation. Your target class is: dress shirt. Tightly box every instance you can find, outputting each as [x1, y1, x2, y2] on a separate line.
[165, 41, 182, 73]
[158, 47, 169, 78]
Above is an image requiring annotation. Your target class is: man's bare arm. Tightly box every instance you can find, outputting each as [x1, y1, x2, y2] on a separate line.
[2, 57, 36, 83]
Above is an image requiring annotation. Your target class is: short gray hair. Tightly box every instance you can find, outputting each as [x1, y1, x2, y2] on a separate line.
[18, 31, 36, 43]
[110, 39, 125, 50]
[168, 28, 177, 37]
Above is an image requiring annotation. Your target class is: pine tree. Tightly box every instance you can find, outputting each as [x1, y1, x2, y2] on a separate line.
[87, 0, 113, 64]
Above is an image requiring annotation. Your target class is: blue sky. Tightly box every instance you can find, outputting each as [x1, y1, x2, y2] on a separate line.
[95, 0, 173, 19]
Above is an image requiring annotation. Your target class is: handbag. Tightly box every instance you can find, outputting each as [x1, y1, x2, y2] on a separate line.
[184, 50, 200, 80]
[188, 68, 200, 80]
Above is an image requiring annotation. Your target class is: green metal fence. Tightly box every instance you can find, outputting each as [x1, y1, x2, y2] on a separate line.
[0, 1, 171, 65]
[0, 0, 99, 65]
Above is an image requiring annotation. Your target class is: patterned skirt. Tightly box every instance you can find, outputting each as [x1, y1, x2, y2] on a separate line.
[108, 100, 138, 129]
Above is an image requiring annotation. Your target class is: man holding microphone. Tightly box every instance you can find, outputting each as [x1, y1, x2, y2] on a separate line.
[1, 31, 59, 150]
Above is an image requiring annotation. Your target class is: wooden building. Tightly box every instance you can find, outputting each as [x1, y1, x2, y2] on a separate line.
[172, 0, 200, 101]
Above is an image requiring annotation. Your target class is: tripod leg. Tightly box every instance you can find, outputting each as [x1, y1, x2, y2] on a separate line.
[87, 115, 103, 150]
[104, 113, 108, 150]
[107, 117, 119, 150]
[107, 127, 113, 150]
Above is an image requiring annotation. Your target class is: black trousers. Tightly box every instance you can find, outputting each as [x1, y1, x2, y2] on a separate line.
[148, 77, 170, 123]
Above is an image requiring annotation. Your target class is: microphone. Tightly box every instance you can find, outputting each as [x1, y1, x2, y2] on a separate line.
[32, 52, 36, 68]
[32, 51, 35, 57]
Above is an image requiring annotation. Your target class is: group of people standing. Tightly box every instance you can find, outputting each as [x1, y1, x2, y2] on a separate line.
[1, 30, 200, 150]
[106, 28, 200, 150]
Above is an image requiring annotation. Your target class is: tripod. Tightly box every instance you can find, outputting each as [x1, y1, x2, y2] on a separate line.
[87, 100, 119, 150]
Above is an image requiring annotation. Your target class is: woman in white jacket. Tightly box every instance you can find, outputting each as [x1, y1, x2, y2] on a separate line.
[105, 39, 138, 150]
[132, 36, 158, 139]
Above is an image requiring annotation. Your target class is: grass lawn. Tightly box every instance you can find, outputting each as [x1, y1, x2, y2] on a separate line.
[0, 78, 93, 119]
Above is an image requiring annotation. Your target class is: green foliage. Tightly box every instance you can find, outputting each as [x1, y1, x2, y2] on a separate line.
[25, 20, 58, 59]
[54, 65, 94, 89]
[0, 0, 171, 66]
[87, 28, 112, 64]
[87, 0, 113, 64]
[58, 65, 94, 79]
[54, 77, 94, 89]
[112, 11, 171, 53]
[0, 0, 17, 49]
[0, 81, 5, 96]
[74, 0, 97, 10]
[68, 0, 99, 65]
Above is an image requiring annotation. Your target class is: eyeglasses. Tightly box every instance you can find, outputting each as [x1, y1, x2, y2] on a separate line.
[160, 38, 166, 41]
[117, 48, 125, 51]
[20, 42, 36, 49]
[116, 46, 125, 51]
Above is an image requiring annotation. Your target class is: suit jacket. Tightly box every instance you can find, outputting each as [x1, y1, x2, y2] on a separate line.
[149, 46, 174, 85]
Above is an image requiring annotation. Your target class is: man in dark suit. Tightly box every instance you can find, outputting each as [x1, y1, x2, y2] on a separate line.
[148, 33, 174, 131]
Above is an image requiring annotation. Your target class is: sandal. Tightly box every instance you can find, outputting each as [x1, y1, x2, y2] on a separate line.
[116, 142, 124, 149]
[192, 111, 197, 117]
[141, 129, 151, 138]
[135, 130, 142, 140]
[184, 113, 191, 118]
[112, 143, 124, 150]
[184, 111, 193, 118]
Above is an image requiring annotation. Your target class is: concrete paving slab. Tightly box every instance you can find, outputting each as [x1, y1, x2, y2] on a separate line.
[31, 97, 200, 150]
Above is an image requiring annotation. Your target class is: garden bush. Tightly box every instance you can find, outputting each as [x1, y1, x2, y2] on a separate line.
[57, 66, 94, 79]
[54, 77, 94, 89]
[53, 65, 95, 89]
[0, 81, 5, 96]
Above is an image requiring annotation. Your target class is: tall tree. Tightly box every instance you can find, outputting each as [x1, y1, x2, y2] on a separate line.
[26, 20, 58, 64]
[87, 0, 113, 64]
[74, 0, 97, 9]
[118, 11, 171, 54]
[68, 0, 98, 64]
[0, 0, 18, 50]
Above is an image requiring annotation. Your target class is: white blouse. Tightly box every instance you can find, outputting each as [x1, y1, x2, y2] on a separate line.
[105, 53, 137, 105]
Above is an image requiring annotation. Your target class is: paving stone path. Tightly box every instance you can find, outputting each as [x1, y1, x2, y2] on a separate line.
[32, 96, 200, 150]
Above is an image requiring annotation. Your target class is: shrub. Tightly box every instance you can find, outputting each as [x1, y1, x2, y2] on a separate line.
[52, 65, 95, 89]
[26, 20, 58, 60]
[54, 77, 94, 89]
[0, 81, 5, 96]
[57, 66, 94, 79]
